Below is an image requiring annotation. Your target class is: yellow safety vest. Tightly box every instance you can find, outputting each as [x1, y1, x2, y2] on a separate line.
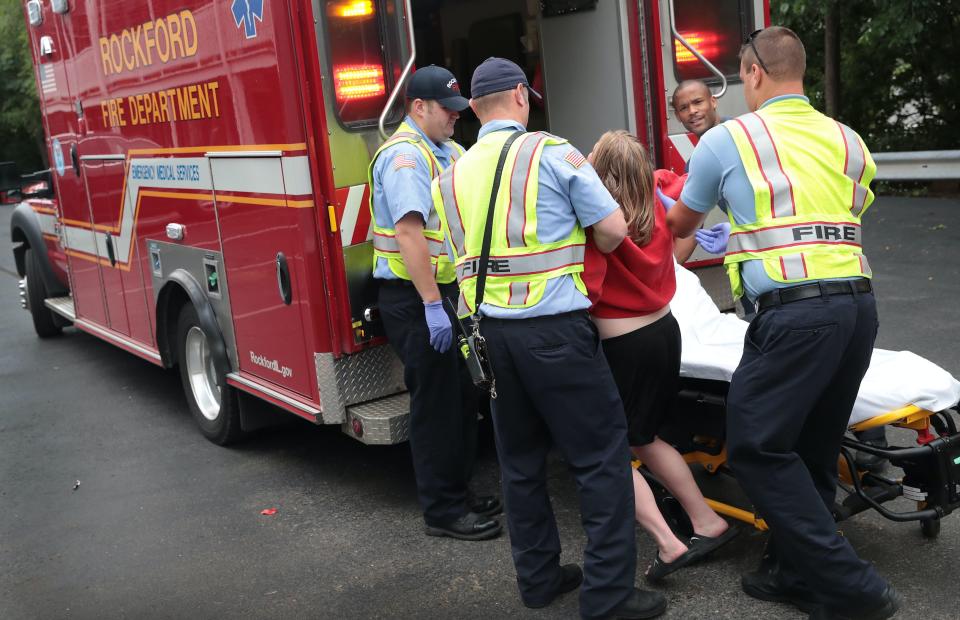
[721, 98, 876, 299]
[432, 130, 587, 318]
[368, 121, 463, 283]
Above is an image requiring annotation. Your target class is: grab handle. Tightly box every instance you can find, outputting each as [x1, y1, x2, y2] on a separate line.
[378, 0, 416, 140]
[276, 252, 292, 305]
[667, 0, 728, 99]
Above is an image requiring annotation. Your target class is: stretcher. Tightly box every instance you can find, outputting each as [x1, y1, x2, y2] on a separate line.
[647, 264, 960, 539]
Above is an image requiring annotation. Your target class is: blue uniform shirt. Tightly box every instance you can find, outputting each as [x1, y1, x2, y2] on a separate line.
[469, 120, 619, 319]
[681, 95, 855, 300]
[371, 116, 462, 280]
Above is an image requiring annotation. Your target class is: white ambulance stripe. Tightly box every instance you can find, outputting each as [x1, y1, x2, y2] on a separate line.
[58, 154, 313, 265]
[737, 114, 795, 218]
[36, 212, 58, 236]
[340, 184, 365, 247]
[669, 133, 696, 162]
[836, 123, 869, 216]
[779, 253, 807, 280]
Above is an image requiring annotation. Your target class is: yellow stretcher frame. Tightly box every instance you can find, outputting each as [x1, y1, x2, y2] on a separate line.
[642, 406, 939, 531]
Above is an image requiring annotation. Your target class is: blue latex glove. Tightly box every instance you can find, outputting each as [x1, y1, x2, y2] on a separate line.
[656, 186, 676, 212]
[694, 222, 732, 254]
[423, 300, 453, 353]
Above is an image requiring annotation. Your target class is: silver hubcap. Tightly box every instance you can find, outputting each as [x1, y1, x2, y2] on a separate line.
[185, 326, 221, 421]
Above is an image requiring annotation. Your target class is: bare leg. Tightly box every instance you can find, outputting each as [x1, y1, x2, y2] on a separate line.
[634, 438, 728, 537]
[632, 467, 688, 564]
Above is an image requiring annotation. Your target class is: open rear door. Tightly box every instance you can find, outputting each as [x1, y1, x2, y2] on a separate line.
[539, 1, 637, 153]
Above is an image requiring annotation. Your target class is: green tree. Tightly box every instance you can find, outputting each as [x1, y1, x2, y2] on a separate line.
[0, 0, 44, 170]
[774, 0, 960, 151]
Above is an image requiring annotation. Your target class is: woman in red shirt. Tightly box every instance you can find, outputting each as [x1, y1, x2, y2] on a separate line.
[586, 131, 736, 581]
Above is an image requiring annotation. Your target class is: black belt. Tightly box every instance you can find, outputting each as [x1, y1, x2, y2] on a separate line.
[756, 278, 872, 311]
[377, 278, 415, 288]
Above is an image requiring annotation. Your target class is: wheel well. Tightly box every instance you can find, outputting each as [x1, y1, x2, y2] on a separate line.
[156, 282, 190, 368]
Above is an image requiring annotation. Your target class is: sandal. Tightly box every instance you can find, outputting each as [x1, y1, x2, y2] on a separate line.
[688, 524, 741, 561]
[644, 548, 696, 583]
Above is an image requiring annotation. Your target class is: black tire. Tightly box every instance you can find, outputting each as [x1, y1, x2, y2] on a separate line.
[175, 303, 242, 445]
[24, 247, 62, 338]
[920, 517, 941, 539]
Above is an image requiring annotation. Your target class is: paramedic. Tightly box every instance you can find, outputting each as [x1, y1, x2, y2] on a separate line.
[432, 57, 666, 620]
[662, 79, 727, 264]
[665, 27, 900, 619]
[370, 65, 501, 541]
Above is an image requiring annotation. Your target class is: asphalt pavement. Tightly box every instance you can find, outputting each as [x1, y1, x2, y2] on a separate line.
[1, 196, 958, 619]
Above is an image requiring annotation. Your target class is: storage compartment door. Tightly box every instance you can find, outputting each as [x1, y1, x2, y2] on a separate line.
[210, 155, 315, 398]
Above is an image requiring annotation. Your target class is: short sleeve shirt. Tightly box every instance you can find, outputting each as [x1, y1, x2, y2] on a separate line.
[680, 95, 856, 300]
[371, 116, 462, 280]
[472, 120, 620, 319]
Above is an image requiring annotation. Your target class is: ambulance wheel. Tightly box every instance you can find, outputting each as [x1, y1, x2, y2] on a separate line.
[920, 517, 940, 539]
[24, 247, 62, 338]
[176, 303, 242, 445]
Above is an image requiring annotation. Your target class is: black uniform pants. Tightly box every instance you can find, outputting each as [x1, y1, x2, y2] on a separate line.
[378, 281, 478, 525]
[480, 311, 636, 620]
[726, 289, 889, 611]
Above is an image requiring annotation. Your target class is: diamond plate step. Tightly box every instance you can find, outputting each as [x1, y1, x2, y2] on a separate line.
[342, 392, 410, 445]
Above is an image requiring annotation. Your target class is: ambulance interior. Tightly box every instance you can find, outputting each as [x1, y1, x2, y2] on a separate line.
[407, 0, 636, 154]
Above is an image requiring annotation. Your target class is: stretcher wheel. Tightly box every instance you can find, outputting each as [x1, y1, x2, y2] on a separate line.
[920, 517, 941, 539]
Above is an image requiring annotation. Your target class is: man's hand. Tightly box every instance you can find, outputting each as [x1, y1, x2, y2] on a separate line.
[656, 187, 676, 212]
[423, 300, 453, 352]
[694, 222, 731, 254]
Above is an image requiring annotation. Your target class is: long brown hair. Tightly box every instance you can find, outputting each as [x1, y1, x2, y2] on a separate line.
[591, 130, 656, 246]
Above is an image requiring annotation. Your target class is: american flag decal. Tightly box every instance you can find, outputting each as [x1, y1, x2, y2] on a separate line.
[563, 150, 586, 169]
[393, 153, 417, 171]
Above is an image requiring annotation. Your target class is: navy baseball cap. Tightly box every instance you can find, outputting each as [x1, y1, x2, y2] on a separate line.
[470, 57, 542, 100]
[406, 65, 469, 111]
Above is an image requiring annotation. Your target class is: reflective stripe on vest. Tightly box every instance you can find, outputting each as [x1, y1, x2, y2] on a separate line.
[454, 244, 585, 281]
[726, 221, 862, 255]
[437, 163, 465, 256]
[505, 133, 549, 247]
[778, 253, 808, 279]
[734, 113, 796, 218]
[367, 121, 462, 283]
[836, 122, 870, 216]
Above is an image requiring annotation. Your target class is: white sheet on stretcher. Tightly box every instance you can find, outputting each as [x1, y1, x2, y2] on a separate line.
[671, 263, 960, 426]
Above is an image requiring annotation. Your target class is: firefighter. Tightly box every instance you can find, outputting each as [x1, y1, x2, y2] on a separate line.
[666, 27, 901, 619]
[369, 65, 501, 541]
[432, 57, 667, 620]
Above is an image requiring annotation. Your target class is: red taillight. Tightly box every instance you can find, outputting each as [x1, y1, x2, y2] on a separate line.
[334, 64, 386, 101]
[674, 31, 721, 65]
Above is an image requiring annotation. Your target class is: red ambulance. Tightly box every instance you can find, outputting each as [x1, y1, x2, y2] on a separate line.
[7, 0, 767, 445]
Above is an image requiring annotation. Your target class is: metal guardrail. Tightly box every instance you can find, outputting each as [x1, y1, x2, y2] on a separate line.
[873, 150, 960, 181]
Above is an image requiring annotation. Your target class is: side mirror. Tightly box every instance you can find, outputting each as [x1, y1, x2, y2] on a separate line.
[20, 169, 55, 199]
[0, 161, 21, 193]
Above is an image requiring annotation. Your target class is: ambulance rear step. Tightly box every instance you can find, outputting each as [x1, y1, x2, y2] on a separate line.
[45, 295, 76, 321]
[342, 392, 411, 446]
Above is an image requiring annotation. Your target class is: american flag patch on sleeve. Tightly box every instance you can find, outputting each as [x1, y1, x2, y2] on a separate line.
[393, 153, 418, 171]
[563, 150, 586, 169]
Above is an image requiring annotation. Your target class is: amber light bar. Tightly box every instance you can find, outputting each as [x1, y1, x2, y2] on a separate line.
[334, 64, 386, 100]
[328, 1, 374, 18]
[674, 31, 720, 64]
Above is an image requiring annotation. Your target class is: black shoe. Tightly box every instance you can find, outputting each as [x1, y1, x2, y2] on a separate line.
[522, 563, 583, 609]
[604, 588, 667, 619]
[468, 494, 503, 517]
[424, 512, 502, 541]
[741, 569, 821, 614]
[808, 586, 902, 620]
[687, 524, 741, 561]
[644, 548, 696, 583]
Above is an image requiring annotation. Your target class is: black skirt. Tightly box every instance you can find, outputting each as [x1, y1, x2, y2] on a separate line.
[600, 312, 682, 447]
